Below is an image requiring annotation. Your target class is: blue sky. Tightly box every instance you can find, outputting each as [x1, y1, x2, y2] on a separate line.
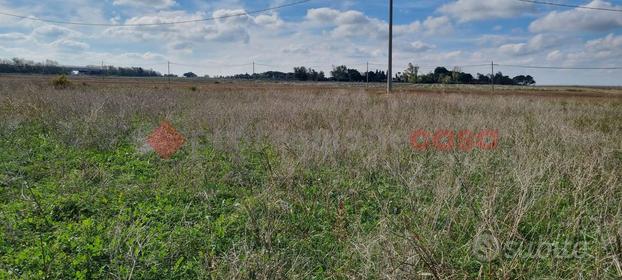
[0, 0, 621, 85]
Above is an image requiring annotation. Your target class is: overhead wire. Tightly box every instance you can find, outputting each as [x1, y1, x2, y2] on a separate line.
[170, 62, 252, 68]
[1, 0, 620, 75]
[517, 0, 622, 12]
[0, 0, 312, 27]
[496, 64, 622, 70]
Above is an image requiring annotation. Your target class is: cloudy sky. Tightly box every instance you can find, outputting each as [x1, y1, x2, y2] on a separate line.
[0, 0, 621, 85]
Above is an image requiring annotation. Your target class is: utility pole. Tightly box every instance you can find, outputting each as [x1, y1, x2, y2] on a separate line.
[167, 61, 171, 86]
[366, 62, 369, 86]
[491, 61, 495, 93]
[387, 0, 393, 94]
[253, 61, 255, 77]
[101, 60, 104, 81]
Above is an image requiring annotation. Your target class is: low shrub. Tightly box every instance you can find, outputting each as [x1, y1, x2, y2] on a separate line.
[52, 75, 72, 89]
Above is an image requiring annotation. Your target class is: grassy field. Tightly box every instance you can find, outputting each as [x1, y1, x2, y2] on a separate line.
[1, 75, 621, 279]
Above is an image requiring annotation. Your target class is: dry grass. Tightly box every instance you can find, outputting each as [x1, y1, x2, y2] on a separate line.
[1, 75, 621, 279]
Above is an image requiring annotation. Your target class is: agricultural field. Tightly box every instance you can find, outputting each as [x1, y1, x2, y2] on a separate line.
[1, 75, 621, 279]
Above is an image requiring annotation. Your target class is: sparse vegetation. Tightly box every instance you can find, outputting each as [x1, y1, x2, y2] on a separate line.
[51, 75, 71, 89]
[0, 76, 621, 279]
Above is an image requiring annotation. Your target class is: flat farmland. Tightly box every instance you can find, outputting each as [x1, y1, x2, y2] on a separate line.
[1, 75, 621, 279]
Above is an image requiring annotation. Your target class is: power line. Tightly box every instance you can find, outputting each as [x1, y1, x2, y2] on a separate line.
[497, 64, 622, 70]
[460, 64, 493, 68]
[0, 0, 312, 27]
[387, 0, 393, 94]
[254, 63, 285, 67]
[170, 62, 251, 68]
[518, 0, 622, 12]
[12, 59, 622, 73]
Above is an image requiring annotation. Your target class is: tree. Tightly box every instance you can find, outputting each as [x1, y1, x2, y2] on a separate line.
[347, 69, 363, 82]
[513, 75, 536, 86]
[331, 65, 349, 81]
[476, 73, 490, 84]
[403, 63, 420, 83]
[434, 67, 450, 76]
[456, 72, 474, 84]
[451, 66, 462, 84]
[183, 72, 198, 78]
[494, 72, 514, 85]
[419, 73, 436, 84]
[365, 70, 387, 82]
[294, 66, 309, 81]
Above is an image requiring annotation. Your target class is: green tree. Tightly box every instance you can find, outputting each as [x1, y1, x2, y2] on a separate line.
[403, 63, 419, 83]
[294, 67, 309, 81]
[331, 65, 349, 81]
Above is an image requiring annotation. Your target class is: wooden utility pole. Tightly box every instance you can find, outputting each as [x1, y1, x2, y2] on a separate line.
[387, 0, 393, 94]
[253, 61, 255, 76]
[491, 61, 495, 93]
[167, 61, 171, 85]
[366, 62, 369, 86]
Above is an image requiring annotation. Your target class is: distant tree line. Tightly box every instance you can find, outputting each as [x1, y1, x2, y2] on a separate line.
[224, 65, 388, 82]
[399, 63, 536, 86]
[0, 57, 536, 85]
[225, 64, 535, 85]
[0, 58, 160, 77]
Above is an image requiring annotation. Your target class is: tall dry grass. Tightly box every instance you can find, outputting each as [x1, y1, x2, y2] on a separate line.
[1, 76, 621, 278]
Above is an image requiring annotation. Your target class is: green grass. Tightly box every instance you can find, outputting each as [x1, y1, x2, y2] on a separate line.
[1, 124, 402, 279]
[1, 122, 618, 279]
[1, 80, 621, 279]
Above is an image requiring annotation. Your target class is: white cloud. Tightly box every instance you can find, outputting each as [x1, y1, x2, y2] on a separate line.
[476, 34, 525, 47]
[498, 34, 566, 56]
[105, 9, 254, 43]
[529, 0, 622, 33]
[439, 0, 533, 22]
[0, 32, 30, 41]
[443, 50, 463, 60]
[31, 25, 80, 41]
[546, 50, 564, 62]
[167, 41, 193, 54]
[394, 21, 422, 35]
[50, 39, 89, 51]
[410, 41, 435, 52]
[305, 8, 341, 23]
[305, 8, 387, 39]
[282, 46, 311, 55]
[305, 8, 448, 38]
[423, 16, 453, 35]
[585, 33, 622, 50]
[563, 33, 622, 66]
[113, 0, 176, 9]
[254, 14, 284, 29]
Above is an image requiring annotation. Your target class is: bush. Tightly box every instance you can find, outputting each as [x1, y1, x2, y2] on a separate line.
[52, 75, 71, 89]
